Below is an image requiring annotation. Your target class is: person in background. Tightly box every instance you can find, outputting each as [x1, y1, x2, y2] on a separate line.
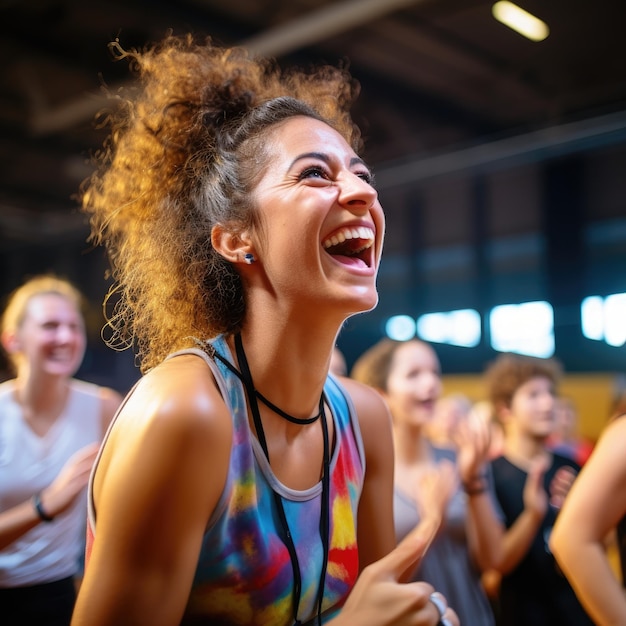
[609, 388, 626, 422]
[351, 337, 502, 626]
[70, 34, 458, 626]
[0, 275, 122, 626]
[470, 400, 504, 461]
[468, 400, 506, 616]
[427, 393, 472, 451]
[485, 353, 593, 626]
[546, 396, 594, 466]
[550, 404, 626, 624]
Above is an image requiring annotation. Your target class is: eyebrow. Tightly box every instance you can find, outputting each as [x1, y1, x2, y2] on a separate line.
[289, 152, 371, 171]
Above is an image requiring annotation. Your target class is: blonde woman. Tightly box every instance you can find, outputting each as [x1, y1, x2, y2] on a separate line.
[0, 275, 121, 625]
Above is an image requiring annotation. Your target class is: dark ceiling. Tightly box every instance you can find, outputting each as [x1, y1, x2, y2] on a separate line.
[2, 0, 626, 252]
[2, 0, 626, 383]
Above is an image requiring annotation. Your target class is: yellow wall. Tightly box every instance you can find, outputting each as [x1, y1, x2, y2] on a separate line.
[442, 373, 619, 442]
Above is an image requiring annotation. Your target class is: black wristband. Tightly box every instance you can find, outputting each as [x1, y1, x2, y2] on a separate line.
[462, 475, 488, 496]
[33, 492, 54, 522]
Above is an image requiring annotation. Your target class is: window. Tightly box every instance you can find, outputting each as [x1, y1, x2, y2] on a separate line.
[385, 315, 416, 341]
[416, 309, 481, 347]
[489, 301, 554, 357]
[582, 293, 626, 347]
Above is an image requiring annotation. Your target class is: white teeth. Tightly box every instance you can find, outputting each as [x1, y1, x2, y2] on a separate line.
[323, 226, 374, 250]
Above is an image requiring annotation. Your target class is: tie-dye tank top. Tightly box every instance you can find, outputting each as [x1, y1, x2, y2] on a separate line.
[86, 336, 365, 625]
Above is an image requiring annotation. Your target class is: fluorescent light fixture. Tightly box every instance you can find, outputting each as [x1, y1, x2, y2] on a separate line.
[581, 296, 604, 341]
[604, 293, 626, 347]
[489, 300, 554, 358]
[417, 309, 481, 347]
[492, 1, 549, 42]
[385, 315, 416, 341]
[581, 293, 626, 347]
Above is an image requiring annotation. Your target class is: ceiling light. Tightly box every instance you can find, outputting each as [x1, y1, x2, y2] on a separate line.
[492, 1, 549, 42]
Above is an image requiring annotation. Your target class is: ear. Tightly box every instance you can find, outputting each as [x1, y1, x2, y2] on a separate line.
[496, 403, 513, 425]
[211, 223, 255, 265]
[0, 329, 21, 356]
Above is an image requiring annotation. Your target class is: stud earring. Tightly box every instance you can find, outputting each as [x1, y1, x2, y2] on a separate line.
[244, 253, 255, 264]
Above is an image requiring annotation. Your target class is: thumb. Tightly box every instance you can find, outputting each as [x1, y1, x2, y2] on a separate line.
[376, 522, 433, 584]
[526, 456, 548, 491]
[529, 456, 548, 478]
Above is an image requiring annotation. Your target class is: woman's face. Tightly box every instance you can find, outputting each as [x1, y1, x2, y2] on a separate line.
[14, 293, 86, 378]
[250, 115, 385, 317]
[383, 341, 442, 429]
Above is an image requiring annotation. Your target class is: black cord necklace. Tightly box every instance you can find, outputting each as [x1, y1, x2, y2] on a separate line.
[255, 389, 323, 425]
[210, 334, 330, 625]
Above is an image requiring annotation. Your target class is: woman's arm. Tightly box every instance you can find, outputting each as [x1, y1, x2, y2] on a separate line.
[464, 483, 505, 572]
[551, 417, 626, 626]
[0, 443, 99, 550]
[0, 383, 120, 550]
[72, 356, 232, 626]
[456, 413, 504, 571]
[348, 380, 449, 569]
[332, 380, 458, 626]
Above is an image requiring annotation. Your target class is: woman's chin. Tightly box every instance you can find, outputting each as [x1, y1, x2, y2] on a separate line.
[344, 285, 379, 313]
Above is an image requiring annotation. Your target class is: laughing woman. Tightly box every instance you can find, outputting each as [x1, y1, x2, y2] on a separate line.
[70, 34, 458, 626]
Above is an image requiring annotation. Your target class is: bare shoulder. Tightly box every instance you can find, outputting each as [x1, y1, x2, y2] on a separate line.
[586, 416, 626, 471]
[600, 414, 626, 440]
[88, 353, 233, 605]
[118, 353, 230, 438]
[95, 353, 232, 502]
[334, 377, 393, 456]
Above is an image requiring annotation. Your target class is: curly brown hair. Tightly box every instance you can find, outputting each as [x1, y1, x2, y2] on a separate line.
[484, 352, 563, 412]
[82, 33, 362, 373]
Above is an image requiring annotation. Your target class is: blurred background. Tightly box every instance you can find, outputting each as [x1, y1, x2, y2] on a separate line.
[1, 0, 625, 433]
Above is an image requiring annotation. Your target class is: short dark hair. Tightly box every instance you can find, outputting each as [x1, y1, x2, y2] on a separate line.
[484, 353, 562, 411]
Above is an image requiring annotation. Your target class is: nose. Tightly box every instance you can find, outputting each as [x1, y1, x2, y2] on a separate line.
[544, 391, 556, 411]
[337, 172, 378, 211]
[426, 372, 443, 395]
[56, 324, 77, 344]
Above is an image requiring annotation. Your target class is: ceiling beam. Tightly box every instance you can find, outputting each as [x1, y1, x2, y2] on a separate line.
[375, 109, 626, 188]
[242, 0, 428, 57]
[29, 0, 428, 135]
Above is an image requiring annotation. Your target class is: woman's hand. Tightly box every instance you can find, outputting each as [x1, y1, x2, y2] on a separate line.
[335, 525, 459, 626]
[523, 456, 549, 519]
[548, 465, 577, 509]
[40, 442, 100, 517]
[0, 442, 100, 550]
[414, 460, 457, 535]
[456, 411, 491, 485]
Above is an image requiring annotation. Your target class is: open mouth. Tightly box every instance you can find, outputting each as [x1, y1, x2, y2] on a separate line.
[322, 226, 375, 267]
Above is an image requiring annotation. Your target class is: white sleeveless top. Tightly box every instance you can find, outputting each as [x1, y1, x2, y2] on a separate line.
[0, 378, 102, 587]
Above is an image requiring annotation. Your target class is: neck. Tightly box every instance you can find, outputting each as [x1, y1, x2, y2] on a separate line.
[14, 370, 68, 411]
[230, 321, 338, 423]
[12, 371, 69, 434]
[393, 423, 431, 467]
[504, 431, 549, 468]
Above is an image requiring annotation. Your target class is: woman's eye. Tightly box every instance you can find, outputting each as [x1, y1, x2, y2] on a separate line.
[299, 166, 329, 181]
[356, 171, 375, 186]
